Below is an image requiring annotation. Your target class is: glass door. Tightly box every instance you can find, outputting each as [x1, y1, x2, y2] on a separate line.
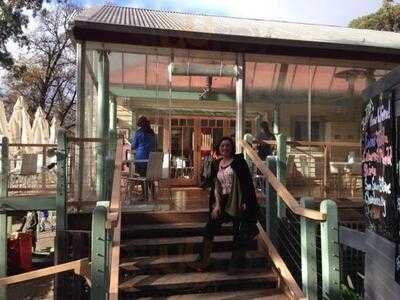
[169, 118, 197, 185]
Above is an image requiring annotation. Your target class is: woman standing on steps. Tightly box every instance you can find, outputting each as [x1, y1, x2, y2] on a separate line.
[189, 136, 259, 274]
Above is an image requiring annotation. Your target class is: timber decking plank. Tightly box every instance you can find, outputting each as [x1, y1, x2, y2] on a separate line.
[137, 288, 288, 300]
[122, 222, 231, 239]
[121, 235, 232, 248]
[120, 250, 264, 268]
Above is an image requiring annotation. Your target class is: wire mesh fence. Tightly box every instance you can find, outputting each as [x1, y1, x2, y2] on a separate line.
[249, 154, 366, 300]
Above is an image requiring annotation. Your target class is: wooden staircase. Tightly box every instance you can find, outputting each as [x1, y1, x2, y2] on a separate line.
[115, 210, 286, 299]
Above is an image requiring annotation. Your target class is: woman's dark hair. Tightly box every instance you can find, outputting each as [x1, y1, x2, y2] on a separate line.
[260, 121, 270, 132]
[216, 136, 235, 157]
[137, 115, 154, 133]
[137, 115, 150, 128]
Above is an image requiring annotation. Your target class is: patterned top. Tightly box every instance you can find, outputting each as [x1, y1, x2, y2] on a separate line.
[217, 163, 233, 195]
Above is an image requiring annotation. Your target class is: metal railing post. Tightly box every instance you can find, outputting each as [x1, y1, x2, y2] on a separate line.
[300, 197, 318, 300]
[97, 50, 110, 203]
[320, 199, 340, 299]
[90, 201, 109, 300]
[55, 129, 68, 299]
[0, 137, 8, 300]
[265, 156, 277, 238]
[276, 133, 287, 219]
[91, 203, 110, 300]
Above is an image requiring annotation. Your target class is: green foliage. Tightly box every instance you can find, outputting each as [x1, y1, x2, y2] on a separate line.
[349, 0, 400, 32]
[0, 0, 48, 69]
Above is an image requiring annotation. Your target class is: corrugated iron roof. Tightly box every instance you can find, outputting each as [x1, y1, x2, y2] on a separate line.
[73, 5, 400, 51]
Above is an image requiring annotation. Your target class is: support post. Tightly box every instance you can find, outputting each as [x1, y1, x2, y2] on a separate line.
[55, 129, 68, 299]
[266, 156, 277, 238]
[300, 197, 317, 300]
[91, 203, 109, 300]
[273, 105, 279, 135]
[255, 113, 261, 138]
[110, 95, 117, 131]
[131, 110, 137, 139]
[276, 133, 287, 218]
[106, 131, 117, 202]
[235, 53, 245, 153]
[320, 199, 340, 299]
[0, 137, 8, 300]
[97, 50, 110, 203]
[76, 41, 86, 205]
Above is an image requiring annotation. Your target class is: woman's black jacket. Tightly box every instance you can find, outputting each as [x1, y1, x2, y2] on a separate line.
[207, 153, 258, 222]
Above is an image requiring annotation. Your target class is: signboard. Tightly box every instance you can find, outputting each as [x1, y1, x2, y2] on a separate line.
[362, 91, 397, 242]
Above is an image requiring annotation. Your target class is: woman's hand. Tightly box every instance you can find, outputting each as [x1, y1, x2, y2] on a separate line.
[211, 204, 221, 220]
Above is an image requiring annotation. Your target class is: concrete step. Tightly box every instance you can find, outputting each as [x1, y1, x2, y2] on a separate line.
[120, 250, 268, 276]
[120, 235, 258, 257]
[119, 269, 278, 298]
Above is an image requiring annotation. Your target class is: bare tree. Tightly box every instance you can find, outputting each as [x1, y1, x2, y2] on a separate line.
[4, 0, 80, 128]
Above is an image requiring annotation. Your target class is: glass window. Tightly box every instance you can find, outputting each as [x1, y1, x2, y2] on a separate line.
[109, 52, 122, 84]
[123, 53, 146, 86]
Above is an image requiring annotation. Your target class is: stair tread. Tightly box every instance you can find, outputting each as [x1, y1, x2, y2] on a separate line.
[120, 250, 265, 269]
[124, 222, 230, 231]
[120, 269, 276, 290]
[138, 288, 288, 300]
[121, 235, 233, 247]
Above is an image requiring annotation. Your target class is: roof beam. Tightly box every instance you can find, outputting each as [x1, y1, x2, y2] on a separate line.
[85, 42, 397, 70]
[110, 86, 235, 101]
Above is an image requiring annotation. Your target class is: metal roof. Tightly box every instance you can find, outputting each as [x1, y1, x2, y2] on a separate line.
[73, 5, 400, 52]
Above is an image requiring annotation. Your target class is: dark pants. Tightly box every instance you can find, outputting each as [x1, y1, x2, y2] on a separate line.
[204, 212, 249, 254]
[135, 162, 147, 177]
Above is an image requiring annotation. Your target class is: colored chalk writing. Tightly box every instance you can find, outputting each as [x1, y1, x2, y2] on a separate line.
[362, 91, 397, 242]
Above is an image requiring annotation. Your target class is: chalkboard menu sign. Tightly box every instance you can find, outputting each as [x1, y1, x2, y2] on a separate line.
[362, 91, 397, 242]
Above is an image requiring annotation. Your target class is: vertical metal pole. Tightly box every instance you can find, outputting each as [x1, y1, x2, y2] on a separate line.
[273, 105, 279, 135]
[76, 41, 86, 205]
[255, 113, 261, 138]
[276, 133, 287, 219]
[308, 66, 312, 144]
[307, 66, 313, 197]
[320, 199, 340, 299]
[266, 156, 277, 238]
[110, 95, 117, 131]
[235, 53, 245, 153]
[55, 129, 67, 300]
[300, 197, 317, 300]
[0, 137, 8, 300]
[97, 51, 110, 203]
[91, 204, 109, 300]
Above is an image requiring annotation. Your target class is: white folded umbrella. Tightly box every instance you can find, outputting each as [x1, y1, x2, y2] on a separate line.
[32, 107, 50, 144]
[0, 101, 10, 139]
[8, 96, 32, 145]
[49, 115, 61, 144]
